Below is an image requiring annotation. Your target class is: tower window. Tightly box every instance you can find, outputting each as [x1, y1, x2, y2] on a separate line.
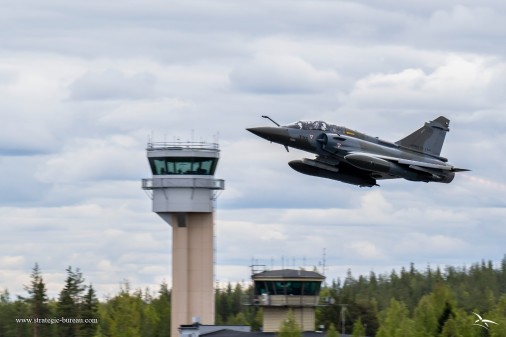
[149, 157, 217, 175]
[254, 281, 321, 296]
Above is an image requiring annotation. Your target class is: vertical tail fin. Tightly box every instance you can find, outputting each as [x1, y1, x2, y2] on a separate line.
[395, 116, 450, 157]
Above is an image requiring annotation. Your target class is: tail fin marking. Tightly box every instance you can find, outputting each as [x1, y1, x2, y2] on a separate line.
[395, 116, 450, 157]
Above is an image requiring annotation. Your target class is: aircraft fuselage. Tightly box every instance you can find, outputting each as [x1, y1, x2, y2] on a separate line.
[247, 118, 468, 187]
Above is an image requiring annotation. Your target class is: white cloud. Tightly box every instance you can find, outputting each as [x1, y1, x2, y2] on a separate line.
[0, 256, 25, 268]
[348, 55, 506, 110]
[230, 53, 340, 94]
[69, 69, 157, 101]
[348, 241, 387, 260]
[427, 5, 505, 37]
[395, 233, 468, 258]
[0, 55, 79, 155]
[35, 135, 144, 183]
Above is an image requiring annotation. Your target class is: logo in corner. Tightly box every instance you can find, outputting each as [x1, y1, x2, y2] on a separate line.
[472, 312, 499, 330]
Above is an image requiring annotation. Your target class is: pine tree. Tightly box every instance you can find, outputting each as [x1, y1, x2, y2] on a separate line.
[326, 323, 340, 337]
[24, 263, 51, 337]
[98, 282, 143, 337]
[251, 307, 263, 332]
[12, 299, 32, 337]
[484, 294, 506, 337]
[230, 283, 243, 318]
[57, 266, 86, 337]
[228, 312, 248, 325]
[0, 290, 11, 337]
[376, 299, 415, 337]
[413, 297, 436, 336]
[215, 286, 228, 324]
[351, 318, 365, 337]
[151, 282, 170, 337]
[80, 284, 99, 337]
[141, 302, 160, 337]
[277, 310, 302, 337]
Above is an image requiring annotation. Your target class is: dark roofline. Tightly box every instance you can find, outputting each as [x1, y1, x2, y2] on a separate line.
[252, 269, 325, 280]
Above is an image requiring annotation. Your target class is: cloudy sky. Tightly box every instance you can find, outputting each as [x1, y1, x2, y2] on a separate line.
[1, 0, 506, 299]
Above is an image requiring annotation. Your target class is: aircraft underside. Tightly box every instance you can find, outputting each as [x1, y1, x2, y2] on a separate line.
[288, 156, 454, 187]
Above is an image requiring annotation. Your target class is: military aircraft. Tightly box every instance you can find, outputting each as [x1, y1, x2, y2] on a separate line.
[247, 116, 469, 187]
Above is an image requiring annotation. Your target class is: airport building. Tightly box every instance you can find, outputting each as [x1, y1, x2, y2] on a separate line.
[250, 269, 325, 332]
[177, 268, 351, 337]
[142, 141, 224, 337]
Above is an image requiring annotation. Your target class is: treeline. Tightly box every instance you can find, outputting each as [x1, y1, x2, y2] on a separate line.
[2, 257, 506, 336]
[0, 263, 171, 337]
[215, 283, 262, 330]
[0, 263, 100, 337]
[216, 257, 506, 336]
[317, 257, 506, 336]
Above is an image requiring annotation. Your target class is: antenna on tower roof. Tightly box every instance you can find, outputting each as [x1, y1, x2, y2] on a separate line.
[322, 248, 326, 276]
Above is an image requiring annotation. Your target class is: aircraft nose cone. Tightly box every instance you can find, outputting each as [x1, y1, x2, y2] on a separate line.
[246, 127, 271, 138]
[246, 126, 289, 144]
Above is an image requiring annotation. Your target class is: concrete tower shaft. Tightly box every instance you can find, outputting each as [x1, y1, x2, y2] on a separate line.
[142, 141, 224, 337]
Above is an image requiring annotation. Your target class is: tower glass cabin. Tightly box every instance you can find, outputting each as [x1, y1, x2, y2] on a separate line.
[251, 269, 325, 332]
[142, 141, 224, 337]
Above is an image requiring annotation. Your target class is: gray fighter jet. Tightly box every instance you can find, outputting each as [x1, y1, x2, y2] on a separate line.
[247, 116, 469, 187]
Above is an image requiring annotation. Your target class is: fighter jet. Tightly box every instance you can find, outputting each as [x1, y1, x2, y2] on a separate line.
[247, 116, 469, 187]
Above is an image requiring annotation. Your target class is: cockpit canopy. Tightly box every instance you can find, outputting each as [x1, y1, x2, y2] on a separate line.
[284, 120, 328, 130]
[284, 120, 342, 133]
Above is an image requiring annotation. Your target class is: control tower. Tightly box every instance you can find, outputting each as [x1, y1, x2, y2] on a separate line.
[142, 141, 224, 337]
[251, 269, 325, 332]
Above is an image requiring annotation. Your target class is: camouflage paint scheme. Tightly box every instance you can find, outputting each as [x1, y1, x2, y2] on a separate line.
[247, 116, 468, 187]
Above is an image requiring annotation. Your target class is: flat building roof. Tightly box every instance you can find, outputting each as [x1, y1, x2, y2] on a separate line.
[252, 269, 325, 281]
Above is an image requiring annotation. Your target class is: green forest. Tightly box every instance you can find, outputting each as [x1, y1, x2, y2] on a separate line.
[1, 257, 506, 337]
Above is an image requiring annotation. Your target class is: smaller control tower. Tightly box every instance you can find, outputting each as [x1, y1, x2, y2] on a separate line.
[142, 141, 224, 337]
[251, 269, 325, 332]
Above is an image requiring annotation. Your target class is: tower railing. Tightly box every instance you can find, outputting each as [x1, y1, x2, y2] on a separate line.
[142, 177, 225, 190]
[147, 141, 219, 151]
